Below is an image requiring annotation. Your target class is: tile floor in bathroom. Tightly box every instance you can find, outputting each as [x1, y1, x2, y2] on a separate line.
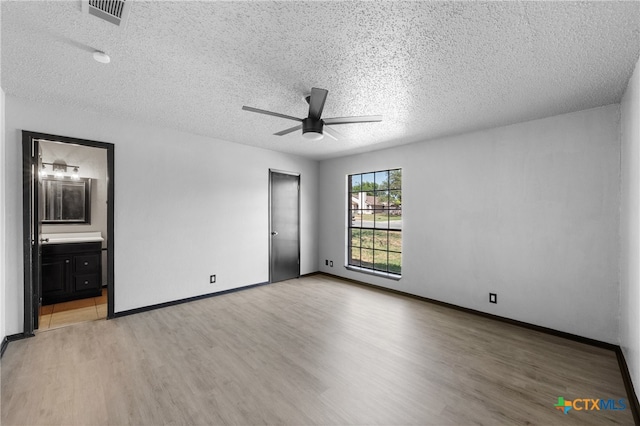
[38, 288, 107, 331]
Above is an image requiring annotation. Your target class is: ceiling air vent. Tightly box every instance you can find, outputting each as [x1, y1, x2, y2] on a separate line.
[82, 0, 131, 27]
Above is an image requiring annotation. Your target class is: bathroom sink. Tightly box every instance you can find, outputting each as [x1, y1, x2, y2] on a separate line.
[40, 232, 103, 244]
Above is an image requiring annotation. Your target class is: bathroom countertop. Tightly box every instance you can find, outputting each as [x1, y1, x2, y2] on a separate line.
[41, 232, 104, 244]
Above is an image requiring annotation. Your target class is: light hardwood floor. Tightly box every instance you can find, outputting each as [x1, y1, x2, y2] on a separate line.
[1, 275, 633, 425]
[38, 288, 108, 330]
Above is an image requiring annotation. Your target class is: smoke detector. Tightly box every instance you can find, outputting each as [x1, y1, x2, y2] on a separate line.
[93, 51, 111, 64]
[82, 0, 131, 27]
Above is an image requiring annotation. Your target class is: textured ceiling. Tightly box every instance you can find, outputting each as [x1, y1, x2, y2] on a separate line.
[2, 1, 640, 160]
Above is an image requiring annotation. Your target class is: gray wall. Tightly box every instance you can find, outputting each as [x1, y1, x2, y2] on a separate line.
[318, 105, 621, 344]
[620, 56, 640, 400]
[3, 96, 319, 334]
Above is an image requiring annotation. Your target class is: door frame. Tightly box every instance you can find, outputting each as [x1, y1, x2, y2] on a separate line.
[268, 169, 300, 283]
[22, 131, 115, 335]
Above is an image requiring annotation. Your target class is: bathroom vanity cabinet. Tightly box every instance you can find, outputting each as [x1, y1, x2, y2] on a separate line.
[41, 241, 102, 305]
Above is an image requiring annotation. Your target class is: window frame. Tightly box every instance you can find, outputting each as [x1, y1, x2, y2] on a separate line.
[346, 168, 402, 280]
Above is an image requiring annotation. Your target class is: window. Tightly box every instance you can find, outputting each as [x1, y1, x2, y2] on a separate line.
[348, 168, 402, 276]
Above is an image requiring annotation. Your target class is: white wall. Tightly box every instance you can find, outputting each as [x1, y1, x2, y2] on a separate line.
[319, 105, 621, 344]
[620, 56, 640, 397]
[3, 96, 319, 334]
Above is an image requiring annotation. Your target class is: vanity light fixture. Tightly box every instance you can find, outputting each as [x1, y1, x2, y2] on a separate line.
[40, 161, 80, 179]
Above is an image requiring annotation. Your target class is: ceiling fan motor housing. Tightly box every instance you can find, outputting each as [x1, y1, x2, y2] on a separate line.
[302, 117, 324, 136]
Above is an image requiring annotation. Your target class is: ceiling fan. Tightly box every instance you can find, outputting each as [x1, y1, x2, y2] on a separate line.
[242, 87, 382, 141]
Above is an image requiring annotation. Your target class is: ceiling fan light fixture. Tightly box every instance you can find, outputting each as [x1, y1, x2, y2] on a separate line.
[302, 131, 324, 141]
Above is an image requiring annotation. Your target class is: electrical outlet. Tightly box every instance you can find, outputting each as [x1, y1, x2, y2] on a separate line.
[330, 261, 333, 267]
[489, 293, 497, 304]
[325, 259, 328, 266]
[210, 274, 216, 284]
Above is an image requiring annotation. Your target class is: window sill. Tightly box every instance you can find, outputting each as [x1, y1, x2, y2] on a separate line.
[345, 266, 402, 281]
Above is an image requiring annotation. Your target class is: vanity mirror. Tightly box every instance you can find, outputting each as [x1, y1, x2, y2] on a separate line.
[42, 177, 91, 224]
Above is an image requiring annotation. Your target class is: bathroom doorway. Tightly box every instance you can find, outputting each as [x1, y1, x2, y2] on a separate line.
[22, 131, 114, 335]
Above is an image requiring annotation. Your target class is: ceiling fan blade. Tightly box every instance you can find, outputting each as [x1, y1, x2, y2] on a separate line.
[323, 125, 341, 141]
[242, 106, 303, 122]
[308, 88, 328, 120]
[274, 124, 303, 136]
[323, 115, 383, 125]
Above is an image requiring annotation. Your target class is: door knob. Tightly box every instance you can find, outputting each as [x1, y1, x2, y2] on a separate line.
[271, 231, 278, 236]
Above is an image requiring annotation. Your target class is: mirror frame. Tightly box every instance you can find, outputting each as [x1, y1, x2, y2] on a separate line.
[41, 177, 91, 224]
